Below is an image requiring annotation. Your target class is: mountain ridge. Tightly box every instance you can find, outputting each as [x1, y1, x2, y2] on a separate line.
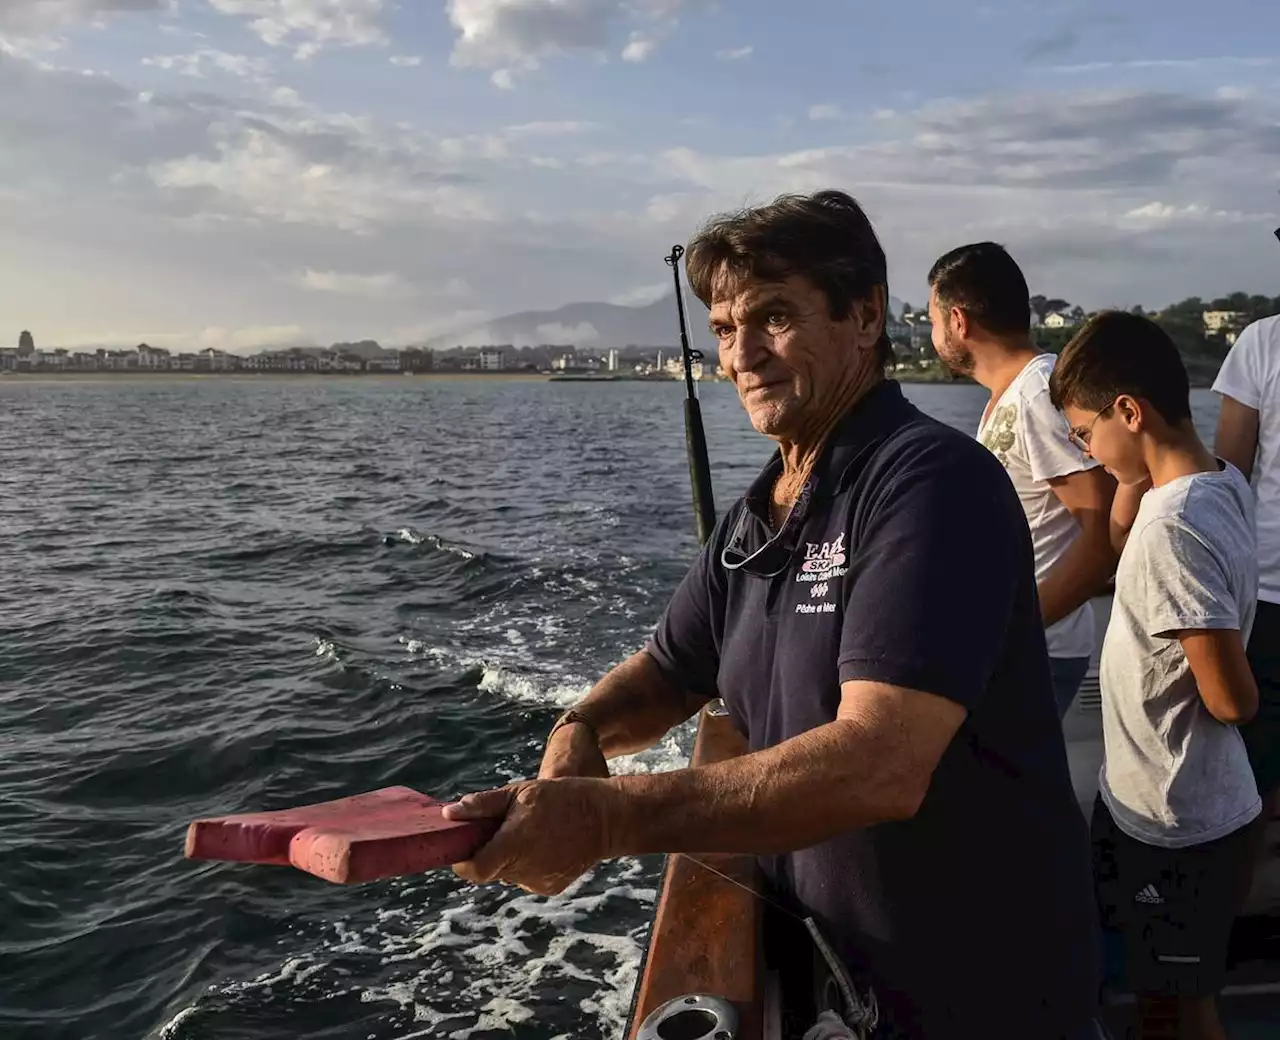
[420, 290, 906, 352]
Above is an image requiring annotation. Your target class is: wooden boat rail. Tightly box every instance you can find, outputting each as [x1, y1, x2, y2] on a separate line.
[625, 702, 764, 1040]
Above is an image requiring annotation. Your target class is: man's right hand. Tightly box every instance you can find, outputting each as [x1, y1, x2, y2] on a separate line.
[538, 721, 610, 779]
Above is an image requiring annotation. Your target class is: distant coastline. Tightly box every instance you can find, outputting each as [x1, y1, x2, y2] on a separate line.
[0, 367, 1215, 388]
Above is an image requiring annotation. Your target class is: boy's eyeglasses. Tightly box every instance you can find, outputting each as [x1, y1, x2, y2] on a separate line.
[1067, 403, 1115, 452]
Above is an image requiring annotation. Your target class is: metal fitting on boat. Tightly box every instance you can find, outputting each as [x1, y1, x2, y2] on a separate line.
[636, 994, 738, 1040]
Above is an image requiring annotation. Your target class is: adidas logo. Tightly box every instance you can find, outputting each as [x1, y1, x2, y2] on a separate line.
[1134, 884, 1164, 905]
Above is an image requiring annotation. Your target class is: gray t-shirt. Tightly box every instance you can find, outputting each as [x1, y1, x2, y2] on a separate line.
[1099, 463, 1261, 848]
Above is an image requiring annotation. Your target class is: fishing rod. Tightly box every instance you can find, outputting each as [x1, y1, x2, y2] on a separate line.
[665, 244, 717, 546]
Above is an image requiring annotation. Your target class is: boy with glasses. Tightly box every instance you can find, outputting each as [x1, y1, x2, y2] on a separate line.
[1050, 310, 1260, 1040]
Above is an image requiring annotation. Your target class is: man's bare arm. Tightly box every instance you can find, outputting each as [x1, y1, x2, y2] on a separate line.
[1038, 467, 1117, 626]
[1215, 396, 1260, 482]
[604, 680, 966, 857]
[548, 650, 708, 761]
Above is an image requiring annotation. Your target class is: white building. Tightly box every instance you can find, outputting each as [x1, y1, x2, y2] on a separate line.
[1042, 311, 1076, 329]
[136, 344, 170, 369]
[366, 351, 401, 373]
[479, 348, 504, 371]
[1203, 310, 1246, 334]
[607, 348, 619, 372]
[201, 348, 236, 371]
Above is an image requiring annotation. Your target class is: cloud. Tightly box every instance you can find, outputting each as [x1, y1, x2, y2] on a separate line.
[622, 87, 1280, 307]
[0, 0, 168, 32]
[608, 282, 669, 306]
[285, 268, 415, 298]
[715, 45, 752, 60]
[0, 47, 659, 349]
[1048, 55, 1277, 75]
[1116, 201, 1272, 230]
[621, 31, 656, 62]
[535, 321, 599, 344]
[389, 54, 421, 66]
[807, 103, 842, 121]
[142, 49, 269, 78]
[438, 119, 599, 161]
[5, 30, 1280, 355]
[206, 0, 388, 59]
[52, 324, 312, 353]
[445, 0, 688, 85]
[145, 107, 496, 232]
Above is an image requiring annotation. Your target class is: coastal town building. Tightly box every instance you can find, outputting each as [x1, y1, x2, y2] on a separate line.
[1203, 309, 1247, 334]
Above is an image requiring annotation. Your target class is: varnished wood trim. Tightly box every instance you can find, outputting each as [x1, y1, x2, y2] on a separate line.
[627, 704, 764, 1039]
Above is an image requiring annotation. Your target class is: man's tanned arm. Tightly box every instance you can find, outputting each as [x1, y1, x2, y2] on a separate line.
[605, 680, 965, 856]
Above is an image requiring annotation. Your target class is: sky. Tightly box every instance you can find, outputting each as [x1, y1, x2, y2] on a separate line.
[1, 0, 1278, 353]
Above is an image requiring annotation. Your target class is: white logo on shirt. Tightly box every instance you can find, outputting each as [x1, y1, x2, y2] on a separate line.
[801, 533, 847, 572]
[795, 535, 845, 613]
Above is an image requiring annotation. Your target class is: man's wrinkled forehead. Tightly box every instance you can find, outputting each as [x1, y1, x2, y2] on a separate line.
[708, 271, 804, 321]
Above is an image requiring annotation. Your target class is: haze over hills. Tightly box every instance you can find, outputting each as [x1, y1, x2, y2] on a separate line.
[419, 291, 907, 352]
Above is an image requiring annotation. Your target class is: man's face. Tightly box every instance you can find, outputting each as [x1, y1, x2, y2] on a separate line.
[928, 289, 973, 376]
[708, 273, 880, 440]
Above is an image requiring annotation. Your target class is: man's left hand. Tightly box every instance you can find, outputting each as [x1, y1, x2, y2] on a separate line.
[442, 777, 617, 896]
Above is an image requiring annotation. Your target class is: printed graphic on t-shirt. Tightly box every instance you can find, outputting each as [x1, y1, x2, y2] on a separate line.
[981, 403, 1018, 467]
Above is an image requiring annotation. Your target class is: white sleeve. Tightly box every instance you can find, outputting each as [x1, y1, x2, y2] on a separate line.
[1021, 384, 1099, 483]
[1212, 321, 1265, 409]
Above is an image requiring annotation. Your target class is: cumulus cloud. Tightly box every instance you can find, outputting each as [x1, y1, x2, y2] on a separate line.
[445, 0, 688, 85]
[618, 87, 1280, 308]
[715, 45, 752, 60]
[389, 54, 421, 66]
[0, 46, 649, 349]
[4, 31, 1279, 353]
[807, 103, 842, 121]
[146, 111, 495, 233]
[207, 0, 388, 59]
[621, 31, 656, 62]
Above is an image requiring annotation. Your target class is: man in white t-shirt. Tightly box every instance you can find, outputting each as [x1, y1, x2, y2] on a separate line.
[928, 243, 1117, 717]
[1213, 313, 1280, 893]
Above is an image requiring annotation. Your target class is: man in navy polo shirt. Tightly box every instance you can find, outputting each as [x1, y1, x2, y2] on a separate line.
[445, 191, 1102, 1039]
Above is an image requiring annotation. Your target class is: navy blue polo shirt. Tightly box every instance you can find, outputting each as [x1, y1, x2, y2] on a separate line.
[646, 380, 1099, 1039]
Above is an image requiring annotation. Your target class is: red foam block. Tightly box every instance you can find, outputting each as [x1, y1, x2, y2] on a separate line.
[184, 786, 498, 884]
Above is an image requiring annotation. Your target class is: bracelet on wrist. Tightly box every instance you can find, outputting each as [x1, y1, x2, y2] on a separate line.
[549, 708, 599, 744]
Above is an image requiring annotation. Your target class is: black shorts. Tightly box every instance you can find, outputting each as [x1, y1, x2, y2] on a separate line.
[1091, 796, 1251, 998]
[1242, 599, 1280, 796]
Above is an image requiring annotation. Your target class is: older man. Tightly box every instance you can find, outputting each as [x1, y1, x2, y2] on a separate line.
[445, 191, 1101, 1040]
